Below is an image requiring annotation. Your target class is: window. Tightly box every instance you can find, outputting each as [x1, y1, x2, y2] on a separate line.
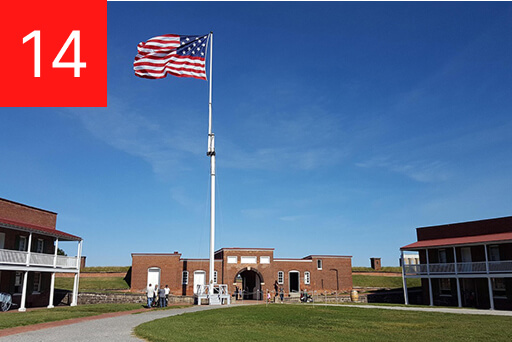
[304, 271, 310, 285]
[14, 272, 23, 293]
[277, 271, 284, 284]
[438, 249, 447, 263]
[182, 271, 189, 285]
[227, 256, 237, 264]
[492, 278, 506, 298]
[260, 256, 270, 264]
[36, 239, 44, 253]
[19, 236, 27, 251]
[241, 256, 257, 264]
[317, 259, 322, 270]
[489, 245, 500, 262]
[439, 278, 451, 296]
[214, 271, 218, 283]
[33, 272, 42, 293]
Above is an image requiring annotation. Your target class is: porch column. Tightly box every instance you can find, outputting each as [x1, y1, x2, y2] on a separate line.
[25, 232, 33, 266]
[71, 273, 79, 306]
[53, 238, 59, 267]
[48, 273, 56, 308]
[48, 238, 59, 308]
[18, 271, 28, 312]
[71, 240, 83, 306]
[487, 278, 495, 310]
[426, 249, 433, 306]
[453, 247, 462, 307]
[400, 250, 409, 305]
[484, 244, 495, 310]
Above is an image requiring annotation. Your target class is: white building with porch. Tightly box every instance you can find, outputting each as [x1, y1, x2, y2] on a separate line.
[0, 198, 82, 311]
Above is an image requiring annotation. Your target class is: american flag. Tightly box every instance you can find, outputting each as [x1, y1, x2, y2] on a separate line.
[134, 34, 209, 80]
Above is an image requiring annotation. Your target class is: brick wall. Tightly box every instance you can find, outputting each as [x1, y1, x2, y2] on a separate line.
[0, 198, 57, 229]
[416, 216, 512, 241]
[131, 249, 353, 296]
[131, 253, 182, 293]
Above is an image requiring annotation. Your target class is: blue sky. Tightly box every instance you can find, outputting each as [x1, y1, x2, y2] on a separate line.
[1, 2, 511, 267]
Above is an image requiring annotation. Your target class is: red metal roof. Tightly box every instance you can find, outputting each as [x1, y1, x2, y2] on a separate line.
[0, 217, 81, 241]
[401, 231, 512, 250]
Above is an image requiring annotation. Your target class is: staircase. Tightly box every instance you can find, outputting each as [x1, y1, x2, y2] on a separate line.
[196, 284, 231, 306]
[209, 294, 221, 305]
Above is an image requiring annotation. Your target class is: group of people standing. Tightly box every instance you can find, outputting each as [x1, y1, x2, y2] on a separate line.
[145, 283, 170, 308]
[233, 282, 285, 302]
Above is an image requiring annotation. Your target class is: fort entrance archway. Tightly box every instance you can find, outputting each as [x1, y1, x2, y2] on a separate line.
[235, 268, 264, 300]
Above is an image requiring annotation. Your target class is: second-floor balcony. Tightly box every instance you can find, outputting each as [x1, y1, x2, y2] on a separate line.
[0, 248, 78, 270]
[404, 260, 512, 276]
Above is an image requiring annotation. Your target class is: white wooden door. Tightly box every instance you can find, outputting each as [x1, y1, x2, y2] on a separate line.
[147, 267, 161, 287]
[193, 271, 206, 294]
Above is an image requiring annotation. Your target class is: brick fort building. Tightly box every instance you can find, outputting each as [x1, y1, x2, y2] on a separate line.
[131, 248, 352, 299]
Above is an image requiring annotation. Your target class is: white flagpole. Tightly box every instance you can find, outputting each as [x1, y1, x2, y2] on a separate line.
[207, 32, 216, 292]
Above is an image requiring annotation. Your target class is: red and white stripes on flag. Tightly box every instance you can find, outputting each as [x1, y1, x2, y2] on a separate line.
[134, 34, 209, 80]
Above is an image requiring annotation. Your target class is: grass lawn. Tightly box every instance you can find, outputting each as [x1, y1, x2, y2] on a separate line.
[352, 266, 402, 273]
[134, 304, 512, 342]
[0, 303, 143, 330]
[82, 266, 130, 273]
[352, 274, 420, 288]
[55, 277, 130, 292]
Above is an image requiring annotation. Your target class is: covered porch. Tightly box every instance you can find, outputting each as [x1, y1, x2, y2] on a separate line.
[401, 235, 512, 310]
[0, 219, 83, 311]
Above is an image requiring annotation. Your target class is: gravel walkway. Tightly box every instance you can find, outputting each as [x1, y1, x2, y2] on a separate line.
[0, 305, 229, 342]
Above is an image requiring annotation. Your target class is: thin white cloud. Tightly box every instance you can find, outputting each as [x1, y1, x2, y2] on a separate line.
[356, 156, 450, 183]
[221, 104, 351, 171]
[67, 96, 203, 178]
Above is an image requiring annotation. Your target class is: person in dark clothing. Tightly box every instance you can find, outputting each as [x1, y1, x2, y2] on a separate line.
[274, 280, 279, 302]
[158, 286, 166, 307]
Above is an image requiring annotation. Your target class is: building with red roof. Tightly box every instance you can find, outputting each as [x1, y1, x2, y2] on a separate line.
[401, 216, 512, 310]
[0, 198, 83, 311]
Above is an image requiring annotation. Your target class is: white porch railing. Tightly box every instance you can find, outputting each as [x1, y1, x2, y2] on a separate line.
[489, 260, 512, 272]
[404, 260, 512, 276]
[0, 249, 28, 264]
[456, 262, 487, 273]
[0, 248, 78, 270]
[196, 284, 230, 305]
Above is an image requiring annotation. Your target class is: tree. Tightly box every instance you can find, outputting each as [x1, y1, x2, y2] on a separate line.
[57, 248, 67, 256]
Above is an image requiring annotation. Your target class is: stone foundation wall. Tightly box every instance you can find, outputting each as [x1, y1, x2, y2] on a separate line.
[232, 294, 367, 304]
[308, 294, 367, 304]
[75, 292, 194, 305]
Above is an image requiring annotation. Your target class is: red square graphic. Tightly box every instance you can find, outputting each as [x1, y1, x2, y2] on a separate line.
[0, 0, 107, 107]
